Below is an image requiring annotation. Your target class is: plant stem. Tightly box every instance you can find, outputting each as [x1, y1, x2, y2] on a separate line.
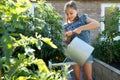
[0, 71, 1, 80]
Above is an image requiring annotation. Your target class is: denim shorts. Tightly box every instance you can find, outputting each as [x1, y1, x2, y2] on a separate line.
[64, 55, 93, 64]
[86, 55, 93, 63]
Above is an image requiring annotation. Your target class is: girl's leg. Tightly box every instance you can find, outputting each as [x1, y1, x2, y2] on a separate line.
[72, 64, 82, 80]
[83, 63, 92, 80]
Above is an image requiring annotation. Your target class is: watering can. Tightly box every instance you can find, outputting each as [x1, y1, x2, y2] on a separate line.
[64, 37, 94, 66]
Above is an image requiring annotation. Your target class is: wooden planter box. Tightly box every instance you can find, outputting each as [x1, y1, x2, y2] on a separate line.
[92, 58, 120, 80]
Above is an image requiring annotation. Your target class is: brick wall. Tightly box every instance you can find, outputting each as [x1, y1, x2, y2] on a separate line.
[47, 0, 120, 44]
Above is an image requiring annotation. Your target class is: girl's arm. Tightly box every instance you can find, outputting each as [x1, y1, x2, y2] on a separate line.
[73, 16, 100, 34]
[65, 36, 71, 45]
[63, 31, 73, 45]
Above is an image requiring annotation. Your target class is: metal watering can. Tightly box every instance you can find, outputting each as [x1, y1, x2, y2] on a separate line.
[64, 37, 94, 66]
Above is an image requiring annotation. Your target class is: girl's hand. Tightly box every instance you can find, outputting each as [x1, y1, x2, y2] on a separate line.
[73, 28, 82, 34]
[65, 31, 73, 37]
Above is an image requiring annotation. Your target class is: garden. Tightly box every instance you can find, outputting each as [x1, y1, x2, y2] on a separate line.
[0, 0, 120, 80]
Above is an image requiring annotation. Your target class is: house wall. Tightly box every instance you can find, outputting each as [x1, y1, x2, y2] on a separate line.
[47, 0, 120, 44]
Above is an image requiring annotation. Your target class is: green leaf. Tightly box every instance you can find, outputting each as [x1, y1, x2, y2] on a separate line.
[36, 41, 43, 50]
[7, 27, 15, 32]
[1, 34, 15, 63]
[25, 47, 35, 56]
[33, 59, 50, 74]
[41, 37, 57, 49]
[0, 58, 2, 70]
[17, 76, 27, 80]
[18, 54, 26, 60]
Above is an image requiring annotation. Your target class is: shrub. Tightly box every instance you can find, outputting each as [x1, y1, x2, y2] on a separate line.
[34, 0, 65, 63]
[0, 0, 67, 79]
[93, 5, 120, 63]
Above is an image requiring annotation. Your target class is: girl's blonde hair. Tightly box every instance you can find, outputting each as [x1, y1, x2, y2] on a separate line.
[64, 1, 79, 23]
[64, 0, 78, 11]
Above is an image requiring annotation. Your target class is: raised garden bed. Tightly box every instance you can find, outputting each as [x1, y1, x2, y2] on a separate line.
[93, 58, 120, 80]
[109, 62, 120, 70]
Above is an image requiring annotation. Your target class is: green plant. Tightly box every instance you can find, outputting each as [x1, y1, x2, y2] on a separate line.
[104, 5, 119, 33]
[0, 0, 67, 80]
[0, 0, 33, 67]
[34, 0, 65, 63]
[93, 32, 120, 63]
[1, 33, 68, 80]
[93, 5, 120, 63]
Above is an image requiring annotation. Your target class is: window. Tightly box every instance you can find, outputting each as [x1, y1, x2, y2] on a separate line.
[101, 3, 120, 32]
[101, 3, 120, 40]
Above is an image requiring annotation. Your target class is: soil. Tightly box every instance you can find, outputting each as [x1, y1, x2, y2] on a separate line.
[109, 62, 120, 70]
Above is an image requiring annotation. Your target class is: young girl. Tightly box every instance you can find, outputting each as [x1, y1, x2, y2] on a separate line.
[63, 1, 100, 80]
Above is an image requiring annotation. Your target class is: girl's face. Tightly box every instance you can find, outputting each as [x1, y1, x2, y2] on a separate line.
[65, 7, 78, 22]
